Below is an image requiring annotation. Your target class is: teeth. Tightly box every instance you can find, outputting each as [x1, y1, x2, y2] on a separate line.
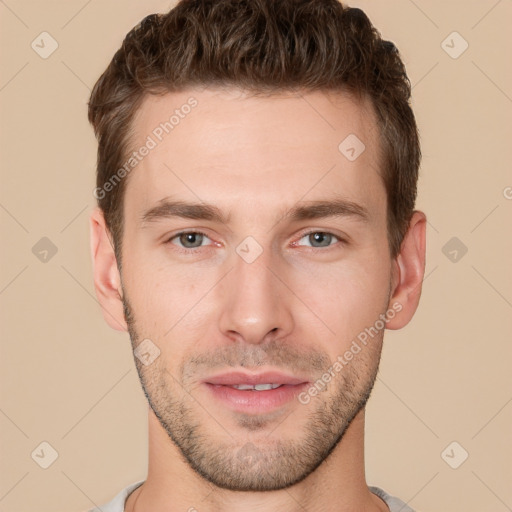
[231, 383, 282, 391]
[255, 383, 281, 391]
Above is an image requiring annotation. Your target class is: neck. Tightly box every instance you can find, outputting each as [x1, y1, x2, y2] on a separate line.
[125, 407, 389, 512]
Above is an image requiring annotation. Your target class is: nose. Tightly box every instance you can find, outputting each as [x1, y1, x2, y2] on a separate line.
[217, 244, 294, 345]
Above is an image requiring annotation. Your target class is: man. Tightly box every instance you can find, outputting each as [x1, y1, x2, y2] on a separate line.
[88, 1, 426, 510]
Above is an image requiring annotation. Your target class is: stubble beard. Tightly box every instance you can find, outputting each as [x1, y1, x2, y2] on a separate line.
[122, 293, 383, 492]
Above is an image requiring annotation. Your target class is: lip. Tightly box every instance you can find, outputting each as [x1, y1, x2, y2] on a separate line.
[203, 370, 309, 387]
[202, 370, 310, 414]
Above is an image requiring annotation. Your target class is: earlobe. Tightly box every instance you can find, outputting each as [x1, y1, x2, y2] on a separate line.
[386, 210, 427, 330]
[89, 207, 128, 332]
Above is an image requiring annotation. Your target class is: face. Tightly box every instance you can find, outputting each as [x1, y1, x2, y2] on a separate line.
[119, 87, 395, 491]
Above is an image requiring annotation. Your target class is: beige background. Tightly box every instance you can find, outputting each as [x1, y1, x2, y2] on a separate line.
[1, 0, 511, 511]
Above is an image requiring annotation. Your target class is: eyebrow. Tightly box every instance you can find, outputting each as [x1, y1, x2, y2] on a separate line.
[139, 197, 370, 227]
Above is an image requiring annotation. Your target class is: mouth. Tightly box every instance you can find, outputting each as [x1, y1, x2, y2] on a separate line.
[202, 370, 310, 414]
[227, 383, 284, 391]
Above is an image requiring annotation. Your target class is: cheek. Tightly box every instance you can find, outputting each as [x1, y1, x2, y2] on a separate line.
[295, 259, 391, 344]
[122, 232, 392, 353]
[122, 256, 215, 339]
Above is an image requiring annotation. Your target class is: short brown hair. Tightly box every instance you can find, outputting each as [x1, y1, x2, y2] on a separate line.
[88, 0, 420, 267]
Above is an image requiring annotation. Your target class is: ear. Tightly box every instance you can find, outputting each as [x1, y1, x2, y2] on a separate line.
[89, 207, 128, 332]
[386, 210, 427, 330]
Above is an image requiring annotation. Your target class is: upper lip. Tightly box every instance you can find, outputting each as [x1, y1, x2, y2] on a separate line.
[203, 370, 310, 386]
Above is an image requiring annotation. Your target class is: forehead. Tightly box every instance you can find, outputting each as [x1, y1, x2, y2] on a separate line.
[124, 87, 385, 228]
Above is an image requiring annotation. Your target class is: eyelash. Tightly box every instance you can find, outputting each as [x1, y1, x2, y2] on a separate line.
[165, 229, 346, 253]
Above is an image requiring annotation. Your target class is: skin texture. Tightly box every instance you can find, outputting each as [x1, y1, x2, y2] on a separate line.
[90, 87, 426, 512]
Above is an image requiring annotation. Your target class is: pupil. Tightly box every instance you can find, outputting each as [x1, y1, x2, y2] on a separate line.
[181, 233, 202, 248]
[311, 232, 330, 247]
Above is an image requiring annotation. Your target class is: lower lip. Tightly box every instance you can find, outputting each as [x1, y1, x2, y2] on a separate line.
[203, 383, 309, 414]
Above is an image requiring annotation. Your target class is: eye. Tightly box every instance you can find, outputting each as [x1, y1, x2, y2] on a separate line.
[166, 231, 212, 250]
[295, 231, 344, 249]
[165, 230, 345, 253]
